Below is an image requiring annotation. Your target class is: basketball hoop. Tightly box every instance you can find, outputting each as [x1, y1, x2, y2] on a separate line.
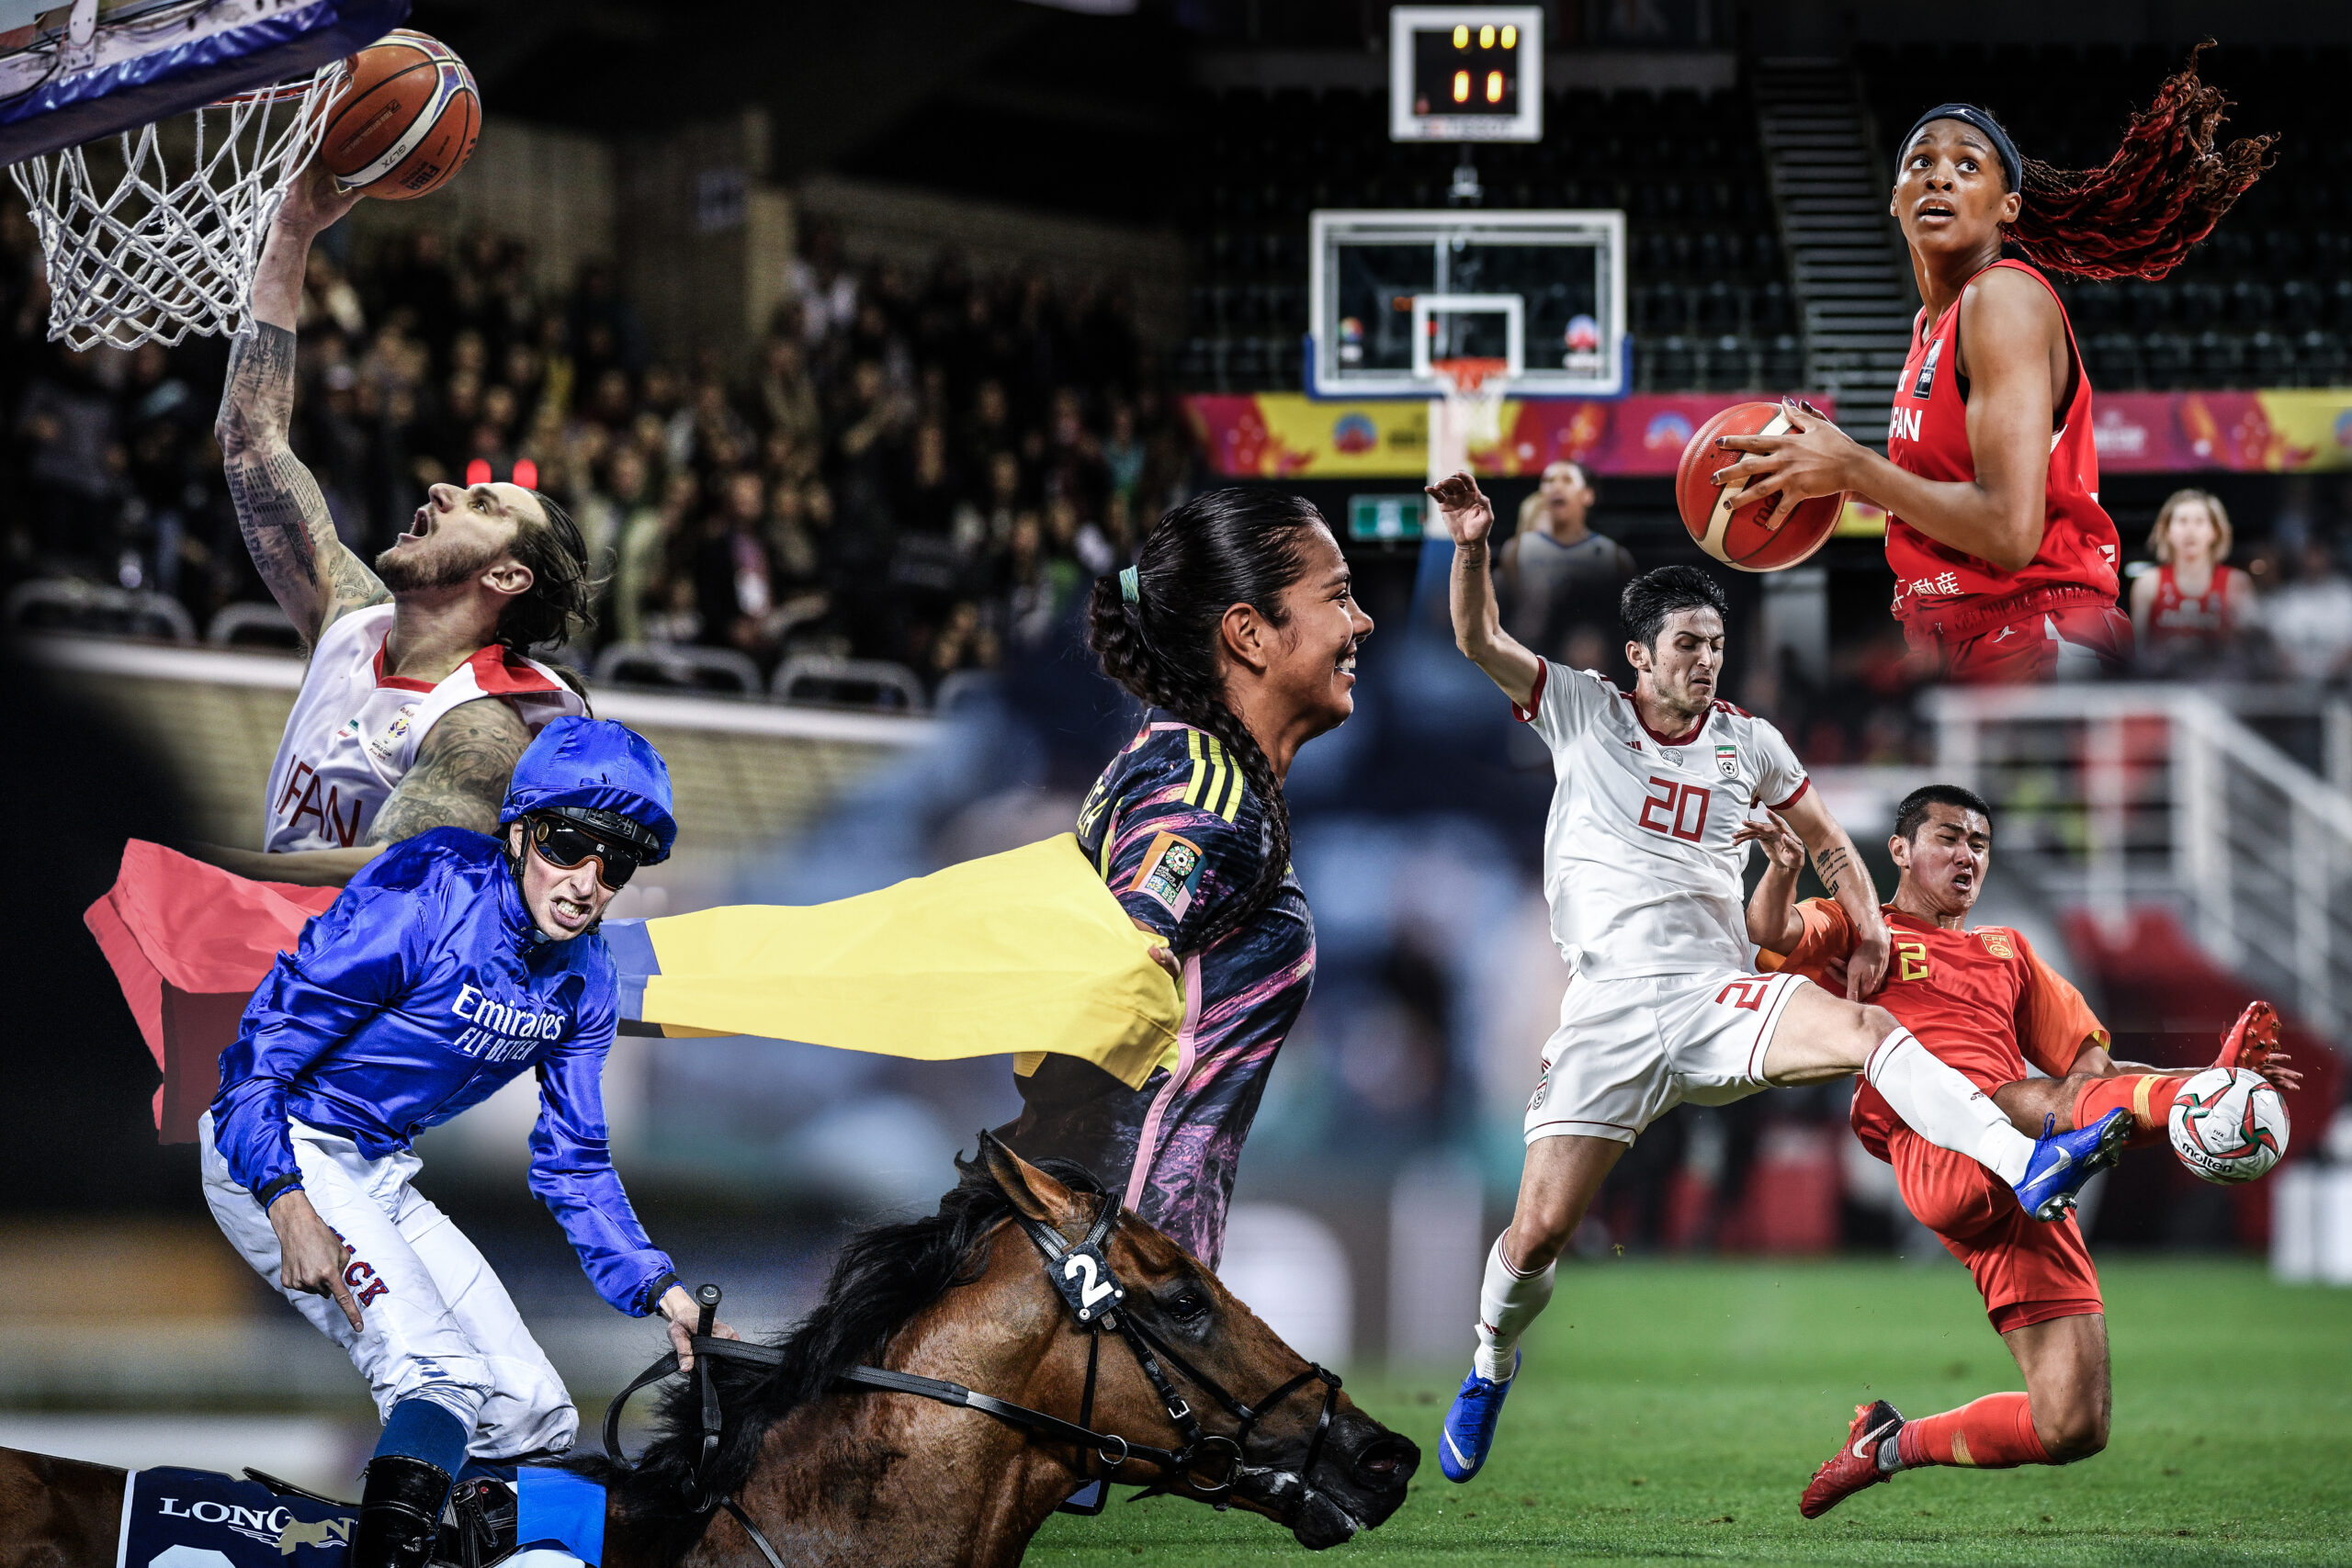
[1432, 355, 1510, 449]
[1429, 355, 1512, 491]
[7, 64, 340, 350]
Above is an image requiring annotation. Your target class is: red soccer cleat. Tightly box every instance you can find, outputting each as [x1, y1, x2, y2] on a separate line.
[1800, 1399, 1904, 1519]
[2215, 1000, 2301, 1093]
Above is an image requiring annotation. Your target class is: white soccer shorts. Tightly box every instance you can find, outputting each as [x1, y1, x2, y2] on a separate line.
[199, 1112, 577, 1460]
[1522, 968, 1811, 1145]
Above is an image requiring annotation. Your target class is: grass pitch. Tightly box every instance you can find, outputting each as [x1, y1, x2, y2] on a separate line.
[1026, 1258, 2352, 1565]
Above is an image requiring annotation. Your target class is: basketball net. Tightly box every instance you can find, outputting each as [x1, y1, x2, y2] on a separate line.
[1428, 355, 1510, 499]
[7, 65, 338, 350]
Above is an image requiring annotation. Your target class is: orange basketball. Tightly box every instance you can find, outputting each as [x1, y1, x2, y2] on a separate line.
[317, 29, 480, 201]
[1672, 400, 1844, 572]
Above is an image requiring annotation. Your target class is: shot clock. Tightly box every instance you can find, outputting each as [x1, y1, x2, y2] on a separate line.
[1389, 6, 1544, 142]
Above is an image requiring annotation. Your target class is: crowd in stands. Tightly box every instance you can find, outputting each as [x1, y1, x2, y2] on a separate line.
[0, 205, 1196, 691]
[8, 187, 2352, 714]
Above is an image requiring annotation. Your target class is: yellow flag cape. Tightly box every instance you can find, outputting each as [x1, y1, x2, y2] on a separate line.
[605, 834, 1182, 1089]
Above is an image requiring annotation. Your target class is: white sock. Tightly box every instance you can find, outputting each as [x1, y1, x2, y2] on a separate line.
[1864, 1028, 2035, 1186]
[1473, 1235, 1554, 1382]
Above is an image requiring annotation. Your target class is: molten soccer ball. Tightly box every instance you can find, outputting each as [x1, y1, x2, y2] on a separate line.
[2168, 1066, 2290, 1184]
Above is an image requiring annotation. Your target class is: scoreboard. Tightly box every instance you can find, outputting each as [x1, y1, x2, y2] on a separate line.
[1388, 6, 1543, 142]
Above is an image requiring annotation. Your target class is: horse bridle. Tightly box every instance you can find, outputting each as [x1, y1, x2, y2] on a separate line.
[602, 1187, 1345, 1568]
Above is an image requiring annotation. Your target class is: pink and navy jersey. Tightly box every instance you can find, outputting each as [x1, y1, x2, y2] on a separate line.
[1001, 714, 1314, 1268]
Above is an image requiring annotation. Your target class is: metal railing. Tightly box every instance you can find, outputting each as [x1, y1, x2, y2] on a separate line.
[1927, 683, 2352, 1035]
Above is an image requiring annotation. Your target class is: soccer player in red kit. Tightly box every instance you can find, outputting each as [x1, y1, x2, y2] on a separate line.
[1739, 784, 2300, 1516]
[1710, 54, 2271, 682]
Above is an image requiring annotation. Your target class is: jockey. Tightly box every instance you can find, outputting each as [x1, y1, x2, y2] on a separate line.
[198, 716, 734, 1568]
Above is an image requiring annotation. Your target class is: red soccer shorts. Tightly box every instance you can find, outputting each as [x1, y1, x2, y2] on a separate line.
[1916, 604, 2132, 684]
[1887, 1125, 2103, 1333]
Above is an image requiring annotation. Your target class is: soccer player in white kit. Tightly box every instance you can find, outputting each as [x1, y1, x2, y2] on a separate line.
[197, 160, 591, 886]
[1423, 470, 2124, 1483]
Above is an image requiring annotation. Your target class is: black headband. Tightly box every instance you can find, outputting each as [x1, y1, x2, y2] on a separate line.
[1904, 103, 2023, 193]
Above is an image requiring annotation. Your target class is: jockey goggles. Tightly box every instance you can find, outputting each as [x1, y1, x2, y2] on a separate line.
[526, 808, 656, 889]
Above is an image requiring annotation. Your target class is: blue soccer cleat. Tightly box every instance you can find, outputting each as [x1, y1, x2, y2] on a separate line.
[2013, 1108, 2131, 1221]
[1438, 1352, 1518, 1483]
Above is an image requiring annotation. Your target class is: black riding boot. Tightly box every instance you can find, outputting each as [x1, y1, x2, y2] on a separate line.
[352, 1455, 453, 1568]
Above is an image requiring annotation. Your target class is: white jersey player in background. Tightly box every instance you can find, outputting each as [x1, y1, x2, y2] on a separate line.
[1424, 469, 2127, 1484]
[194, 160, 590, 887]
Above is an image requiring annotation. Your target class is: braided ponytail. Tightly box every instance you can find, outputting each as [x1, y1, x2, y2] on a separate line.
[1086, 488, 1328, 953]
[2005, 44, 2273, 281]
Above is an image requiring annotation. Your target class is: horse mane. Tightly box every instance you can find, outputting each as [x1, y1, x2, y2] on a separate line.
[568, 1150, 1102, 1563]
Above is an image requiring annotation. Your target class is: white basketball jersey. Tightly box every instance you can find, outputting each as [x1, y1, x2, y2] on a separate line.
[1518, 660, 1809, 979]
[262, 605, 585, 852]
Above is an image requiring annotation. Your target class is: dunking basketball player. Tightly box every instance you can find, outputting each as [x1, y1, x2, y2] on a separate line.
[198, 161, 592, 886]
[1708, 54, 2270, 682]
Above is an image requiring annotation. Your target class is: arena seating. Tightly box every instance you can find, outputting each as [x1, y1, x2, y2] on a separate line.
[1859, 42, 2352, 389]
[1177, 83, 1799, 394]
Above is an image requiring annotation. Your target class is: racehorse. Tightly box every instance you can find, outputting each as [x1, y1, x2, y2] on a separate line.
[0, 1137, 1416, 1567]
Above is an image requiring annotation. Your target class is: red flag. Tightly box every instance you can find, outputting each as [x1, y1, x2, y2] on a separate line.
[85, 840, 341, 1143]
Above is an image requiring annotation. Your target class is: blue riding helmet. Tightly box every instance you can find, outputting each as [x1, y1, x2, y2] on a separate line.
[500, 716, 677, 864]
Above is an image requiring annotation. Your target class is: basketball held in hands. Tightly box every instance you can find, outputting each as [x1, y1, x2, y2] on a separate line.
[1674, 400, 1845, 572]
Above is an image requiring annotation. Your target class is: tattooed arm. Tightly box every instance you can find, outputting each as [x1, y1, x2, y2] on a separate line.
[216, 163, 379, 646]
[1777, 785, 1889, 1000]
[364, 699, 532, 845]
[216, 323, 388, 645]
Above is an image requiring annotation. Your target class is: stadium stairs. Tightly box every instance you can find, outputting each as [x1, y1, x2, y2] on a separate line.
[1754, 57, 1915, 452]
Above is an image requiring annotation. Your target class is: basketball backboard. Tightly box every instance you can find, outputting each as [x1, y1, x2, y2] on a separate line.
[1306, 209, 1629, 400]
[0, 0, 406, 167]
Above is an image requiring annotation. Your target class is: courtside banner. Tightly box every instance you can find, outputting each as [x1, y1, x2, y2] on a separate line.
[607, 834, 1183, 1089]
[1184, 391, 1837, 479]
[2089, 389, 2352, 472]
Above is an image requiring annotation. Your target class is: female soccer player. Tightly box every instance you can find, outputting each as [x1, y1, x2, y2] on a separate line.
[201, 718, 735, 1568]
[2130, 488, 2256, 667]
[1713, 53, 2270, 682]
[995, 490, 1372, 1269]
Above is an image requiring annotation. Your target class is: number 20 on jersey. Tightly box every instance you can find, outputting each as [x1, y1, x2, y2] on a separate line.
[1637, 775, 1711, 842]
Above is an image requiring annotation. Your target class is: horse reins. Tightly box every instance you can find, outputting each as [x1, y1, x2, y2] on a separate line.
[601, 1188, 1345, 1566]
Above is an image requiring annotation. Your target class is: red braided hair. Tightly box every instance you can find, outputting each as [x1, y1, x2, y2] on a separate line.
[2006, 43, 2275, 281]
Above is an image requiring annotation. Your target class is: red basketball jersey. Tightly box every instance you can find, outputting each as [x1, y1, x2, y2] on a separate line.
[2146, 563, 2241, 649]
[1883, 259, 2120, 641]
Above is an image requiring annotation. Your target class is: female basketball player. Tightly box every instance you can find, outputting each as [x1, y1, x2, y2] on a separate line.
[1713, 52, 2271, 682]
[995, 490, 1371, 1270]
[2130, 488, 2255, 667]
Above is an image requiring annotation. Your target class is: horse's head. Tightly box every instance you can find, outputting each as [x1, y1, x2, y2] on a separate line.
[977, 1135, 1418, 1549]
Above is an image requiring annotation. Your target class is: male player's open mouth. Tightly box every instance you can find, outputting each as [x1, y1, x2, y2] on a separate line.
[1336, 643, 1358, 682]
[548, 892, 594, 931]
[401, 505, 435, 542]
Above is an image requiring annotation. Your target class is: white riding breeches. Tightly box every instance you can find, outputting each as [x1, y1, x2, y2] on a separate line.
[199, 1112, 577, 1460]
